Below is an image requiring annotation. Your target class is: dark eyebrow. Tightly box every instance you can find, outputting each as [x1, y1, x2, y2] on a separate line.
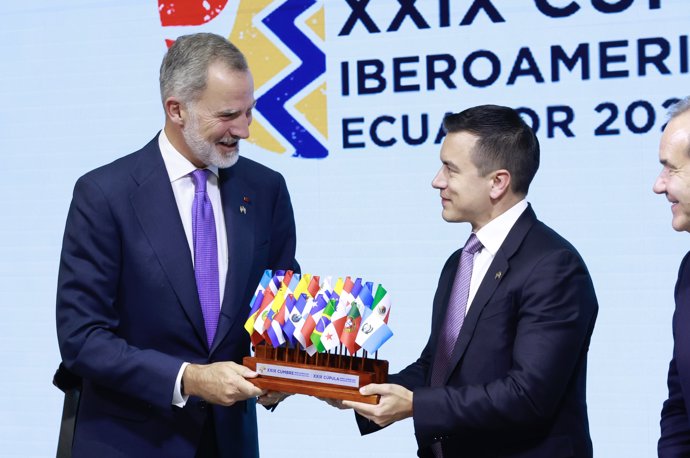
[443, 159, 458, 171]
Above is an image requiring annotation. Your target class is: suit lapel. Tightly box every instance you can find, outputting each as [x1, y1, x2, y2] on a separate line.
[445, 253, 509, 379]
[129, 138, 207, 347]
[210, 163, 256, 354]
[444, 206, 538, 383]
[431, 250, 462, 340]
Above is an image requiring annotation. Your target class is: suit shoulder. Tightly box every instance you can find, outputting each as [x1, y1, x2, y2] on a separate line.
[235, 156, 283, 177]
[514, 220, 593, 273]
[78, 137, 157, 184]
[527, 220, 581, 253]
[232, 156, 287, 188]
[675, 251, 690, 292]
[81, 153, 137, 183]
[678, 251, 690, 275]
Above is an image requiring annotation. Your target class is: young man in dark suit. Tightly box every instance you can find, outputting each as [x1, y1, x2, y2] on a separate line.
[339, 105, 599, 458]
[55, 33, 298, 457]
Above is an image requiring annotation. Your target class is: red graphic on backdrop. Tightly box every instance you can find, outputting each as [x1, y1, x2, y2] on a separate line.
[158, 0, 229, 26]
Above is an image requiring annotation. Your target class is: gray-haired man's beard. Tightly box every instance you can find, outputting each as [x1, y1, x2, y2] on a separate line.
[182, 112, 239, 169]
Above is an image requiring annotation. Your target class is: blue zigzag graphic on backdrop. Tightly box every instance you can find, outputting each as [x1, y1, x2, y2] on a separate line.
[257, 0, 327, 158]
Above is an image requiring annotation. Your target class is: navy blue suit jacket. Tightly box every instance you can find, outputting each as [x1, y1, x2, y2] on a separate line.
[358, 206, 598, 457]
[56, 135, 298, 457]
[659, 251, 690, 457]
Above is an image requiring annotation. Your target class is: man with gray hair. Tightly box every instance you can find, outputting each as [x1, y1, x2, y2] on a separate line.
[655, 96, 690, 457]
[55, 33, 298, 457]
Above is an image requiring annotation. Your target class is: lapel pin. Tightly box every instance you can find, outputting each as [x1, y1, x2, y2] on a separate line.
[239, 205, 247, 214]
[243, 196, 250, 203]
[495, 271, 502, 280]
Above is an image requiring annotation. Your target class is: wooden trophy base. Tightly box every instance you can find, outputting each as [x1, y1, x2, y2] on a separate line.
[243, 345, 388, 404]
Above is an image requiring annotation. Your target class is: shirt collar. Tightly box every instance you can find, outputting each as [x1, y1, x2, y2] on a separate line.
[475, 199, 528, 256]
[158, 129, 219, 182]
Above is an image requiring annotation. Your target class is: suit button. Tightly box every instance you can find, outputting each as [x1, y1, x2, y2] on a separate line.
[198, 400, 207, 410]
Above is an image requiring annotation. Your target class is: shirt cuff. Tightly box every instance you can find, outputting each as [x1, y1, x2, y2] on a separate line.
[172, 362, 190, 407]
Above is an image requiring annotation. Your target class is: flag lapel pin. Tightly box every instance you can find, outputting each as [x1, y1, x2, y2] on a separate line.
[240, 196, 250, 214]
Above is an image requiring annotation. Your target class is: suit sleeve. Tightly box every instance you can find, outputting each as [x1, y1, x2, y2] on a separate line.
[56, 176, 183, 409]
[411, 248, 598, 446]
[354, 335, 436, 435]
[659, 357, 690, 456]
[388, 251, 462, 392]
[659, 253, 690, 456]
[354, 254, 459, 436]
[268, 173, 299, 273]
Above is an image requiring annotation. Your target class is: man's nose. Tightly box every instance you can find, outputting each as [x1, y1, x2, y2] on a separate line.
[231, 118, 251, 139]
[653, 174, 666, 195]
[431, 169, 445, 189]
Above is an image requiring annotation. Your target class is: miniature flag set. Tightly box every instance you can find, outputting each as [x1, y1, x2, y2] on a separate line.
[243, 270, 392, 404]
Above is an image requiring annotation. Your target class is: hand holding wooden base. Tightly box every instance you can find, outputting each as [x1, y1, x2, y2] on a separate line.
[244, 345, 388, 404]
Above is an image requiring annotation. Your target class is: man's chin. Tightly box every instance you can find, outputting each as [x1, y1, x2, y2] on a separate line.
[211, 150, 240, 169]
[441, 210, 461, 223]
[673, 221, 690, 233]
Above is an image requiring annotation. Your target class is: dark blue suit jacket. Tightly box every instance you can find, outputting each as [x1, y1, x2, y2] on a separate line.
[659, 251, 690, 456]
[358, 206, 598, 457]
[56, 135, 298, 457]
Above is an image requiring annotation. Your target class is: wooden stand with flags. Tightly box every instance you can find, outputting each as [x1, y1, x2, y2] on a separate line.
[243, 270, 394, 405]
[243, 344, 388, 404]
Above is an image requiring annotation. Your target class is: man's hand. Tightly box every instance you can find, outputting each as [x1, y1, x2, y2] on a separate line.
[317, 396, 349, 409]
[342, 383, 413, 427]
[182, 361, 265, 406]
[257, 391, 292, 407]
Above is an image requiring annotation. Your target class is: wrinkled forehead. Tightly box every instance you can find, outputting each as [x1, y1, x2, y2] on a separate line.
[662, 114, 690, 158]
[194, 66, 255, 108]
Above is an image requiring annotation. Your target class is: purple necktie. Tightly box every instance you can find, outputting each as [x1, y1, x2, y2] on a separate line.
[430, 233, 483, 458]
[191, 169, 220, 348]
[430, 233, 483, 387]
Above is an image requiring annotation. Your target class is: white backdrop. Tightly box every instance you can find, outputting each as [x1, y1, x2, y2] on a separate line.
[1, 1, 688, 456]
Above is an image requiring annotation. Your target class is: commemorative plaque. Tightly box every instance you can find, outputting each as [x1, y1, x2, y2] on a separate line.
[244, 345, 388, 404]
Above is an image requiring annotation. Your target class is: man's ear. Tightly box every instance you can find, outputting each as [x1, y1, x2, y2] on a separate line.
[164, 97, 184, 126]
[489, 169, 511, 200]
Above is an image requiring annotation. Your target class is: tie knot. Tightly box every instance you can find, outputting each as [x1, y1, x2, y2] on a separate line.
[191, 169, 210, 193]
[463, 233, 483, 255]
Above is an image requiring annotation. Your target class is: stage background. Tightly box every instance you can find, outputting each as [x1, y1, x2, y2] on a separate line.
[1, 0, 688, 456]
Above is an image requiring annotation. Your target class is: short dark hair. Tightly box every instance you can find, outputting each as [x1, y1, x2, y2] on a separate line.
[443, 104, 540, 196]
[159, 33, 248, 105]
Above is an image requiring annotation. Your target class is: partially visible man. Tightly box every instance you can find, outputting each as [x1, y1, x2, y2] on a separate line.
[338, 105, 599, 457]
[654, 96, 690, 457]
[56, 33, 298, 457]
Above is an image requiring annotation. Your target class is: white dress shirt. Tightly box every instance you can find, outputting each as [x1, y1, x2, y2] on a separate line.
[158, 130, 230, 406]
[466, 199, 528, 313]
